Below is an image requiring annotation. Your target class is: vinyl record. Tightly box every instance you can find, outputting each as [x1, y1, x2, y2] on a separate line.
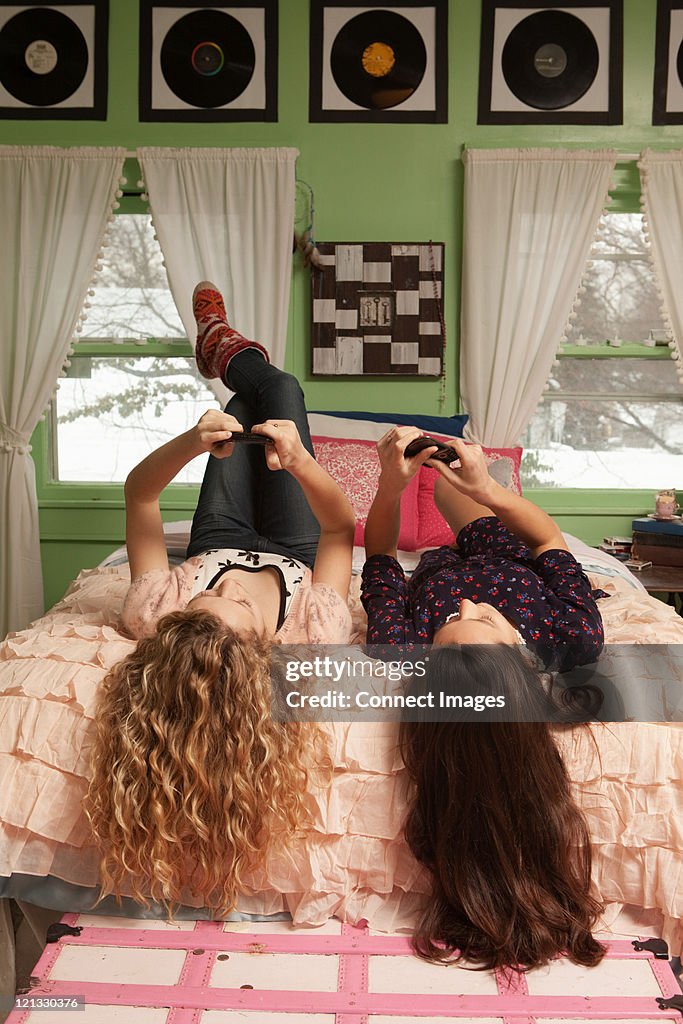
[160, 9, 255, 109]
[0, 7, 88, 106]
[501, 9, 599, 110]
[329, 9, 427, 110]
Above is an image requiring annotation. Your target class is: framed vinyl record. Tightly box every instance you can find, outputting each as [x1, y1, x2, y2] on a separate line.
[0, 0, 108, 118]
[311, 242, 445, 376]
[310, 1, 447, 123]
[139, 0, 277, 122]
[478, 0, 623, 124]
[653, 0, 683, 123]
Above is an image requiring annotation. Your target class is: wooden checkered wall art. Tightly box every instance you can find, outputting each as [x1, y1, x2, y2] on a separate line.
[311, 241, 445, 376]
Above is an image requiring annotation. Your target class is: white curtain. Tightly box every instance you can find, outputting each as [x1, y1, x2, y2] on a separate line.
[460, 148, 617, 446]
[638, 150, 683, 386]
[137, 147, 299, 405]
[0, 146, 126, 638]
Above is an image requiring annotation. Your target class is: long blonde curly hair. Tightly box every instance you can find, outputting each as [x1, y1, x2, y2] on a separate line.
[86, 609, 324, 915]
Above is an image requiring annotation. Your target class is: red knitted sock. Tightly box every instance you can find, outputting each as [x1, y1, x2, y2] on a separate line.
[192, 281, 269, 381]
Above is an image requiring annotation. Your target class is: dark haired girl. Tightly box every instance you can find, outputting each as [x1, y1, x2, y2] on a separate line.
[361, 426, 608, 970]
[399, 644, 605, 971]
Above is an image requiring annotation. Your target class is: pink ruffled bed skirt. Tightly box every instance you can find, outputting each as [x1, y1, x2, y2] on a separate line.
[1, 565, 683, 954]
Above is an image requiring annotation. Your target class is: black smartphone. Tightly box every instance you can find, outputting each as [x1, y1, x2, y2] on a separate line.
[219, 431, 274, 446]
[403, 435, 459, 464]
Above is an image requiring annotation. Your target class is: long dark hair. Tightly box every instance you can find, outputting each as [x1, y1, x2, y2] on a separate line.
[399, 644, 605, 971]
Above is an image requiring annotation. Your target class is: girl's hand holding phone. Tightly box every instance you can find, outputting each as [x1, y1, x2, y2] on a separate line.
[251, 420, 310, 473]
[429, 439, 494, 505]
[376, 426, 438, 494]
[195, 410, 244, 458]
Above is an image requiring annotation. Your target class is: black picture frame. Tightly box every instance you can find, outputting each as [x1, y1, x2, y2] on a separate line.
[309, 0, 447, 124]
[139, 0, 277, 122]
[653, 0, 683, 124]
[477, 0, 623, 125]
[0, 0, 108, 120]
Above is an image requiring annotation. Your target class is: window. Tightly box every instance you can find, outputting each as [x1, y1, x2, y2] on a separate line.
[50, 214, 217, 484]
[521, 212, 683, 489]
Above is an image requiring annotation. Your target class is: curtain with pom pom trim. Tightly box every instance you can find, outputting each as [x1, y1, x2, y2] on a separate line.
[0, 146, 125, 638]
[638, 150, 683, 388]
[460, 148, 617, 447]
[137, 147, 298, 407]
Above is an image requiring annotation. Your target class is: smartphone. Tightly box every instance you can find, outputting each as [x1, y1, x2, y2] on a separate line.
[219, 431, 274, 446]
[403, 435, 459, 464]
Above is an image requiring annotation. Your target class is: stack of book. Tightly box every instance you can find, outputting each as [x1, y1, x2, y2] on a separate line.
[598, 536, 633, 561]
[632, 517, 683, 567]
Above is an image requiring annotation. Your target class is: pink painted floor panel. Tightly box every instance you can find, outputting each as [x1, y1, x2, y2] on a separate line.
[6, 915, 683, 1024]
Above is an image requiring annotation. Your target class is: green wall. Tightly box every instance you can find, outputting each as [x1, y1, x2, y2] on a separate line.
[8, 0, 680, 607]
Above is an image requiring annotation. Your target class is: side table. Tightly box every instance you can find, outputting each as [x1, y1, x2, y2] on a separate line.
[627, 564, 683, 616]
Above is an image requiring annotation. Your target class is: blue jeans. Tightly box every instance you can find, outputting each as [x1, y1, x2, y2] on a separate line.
[187, 351, 321, 567]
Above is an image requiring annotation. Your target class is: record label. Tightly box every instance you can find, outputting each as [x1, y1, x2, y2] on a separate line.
[0, 7, 88, 106]
[501, 9, 599, 110]
[25, 39, 58, 75]
[159, 9, 255, 109]
[329, 9, 427, 110]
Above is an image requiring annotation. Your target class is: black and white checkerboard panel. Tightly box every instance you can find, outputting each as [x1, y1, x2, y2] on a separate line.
[311, 242, 444, 375]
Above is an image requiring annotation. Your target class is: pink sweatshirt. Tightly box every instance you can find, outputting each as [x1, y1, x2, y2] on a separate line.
[121, 558, 351, 644]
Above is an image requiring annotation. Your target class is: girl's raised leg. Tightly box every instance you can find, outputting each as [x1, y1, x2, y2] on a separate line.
[226, 352, 320, 566]
[434, 474, 495, 544]
[192, 284, 320, 566]
[186, 395, 262, 558]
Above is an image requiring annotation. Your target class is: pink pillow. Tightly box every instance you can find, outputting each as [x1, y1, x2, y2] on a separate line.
[416, 437, 523, 549]
[312, 436, 420, 550]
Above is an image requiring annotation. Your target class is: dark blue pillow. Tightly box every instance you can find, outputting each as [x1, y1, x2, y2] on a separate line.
[311, 410, 468, 436]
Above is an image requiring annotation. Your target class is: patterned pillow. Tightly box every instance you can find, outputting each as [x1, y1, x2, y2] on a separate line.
[417, 439, 523, 549]
[312, 436, 420, 550]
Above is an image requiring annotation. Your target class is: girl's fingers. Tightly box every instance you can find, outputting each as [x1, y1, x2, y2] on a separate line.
[379, 425, 420, 445]
[397, 430, 427, 454]
[429, 460, 464, 487]
[416, 446, 440, 466]
[251, 422, 277, 439]
[251, 421, 294, 444]
[378, 426, 424, 458]
[206, 430, 234, 445]
[448, 437, 470, 461]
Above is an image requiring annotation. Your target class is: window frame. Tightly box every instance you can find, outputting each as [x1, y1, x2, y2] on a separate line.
[522, 161, 681, 508]
[34, 338, 204, 507]
[34, 172, 204, 512]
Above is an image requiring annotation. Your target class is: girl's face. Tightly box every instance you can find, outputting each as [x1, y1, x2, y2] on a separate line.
[187, 577, 268, 637]
[432, 598, 521, 646]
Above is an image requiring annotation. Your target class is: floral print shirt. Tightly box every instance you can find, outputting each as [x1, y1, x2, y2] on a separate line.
[361, 517, 606, 671]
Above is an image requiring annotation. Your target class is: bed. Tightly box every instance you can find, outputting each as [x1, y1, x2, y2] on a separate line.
[1, 413, 683, 1000]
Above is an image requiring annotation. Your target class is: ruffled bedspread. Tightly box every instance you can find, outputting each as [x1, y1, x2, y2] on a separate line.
[1, 565, 683, 952]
